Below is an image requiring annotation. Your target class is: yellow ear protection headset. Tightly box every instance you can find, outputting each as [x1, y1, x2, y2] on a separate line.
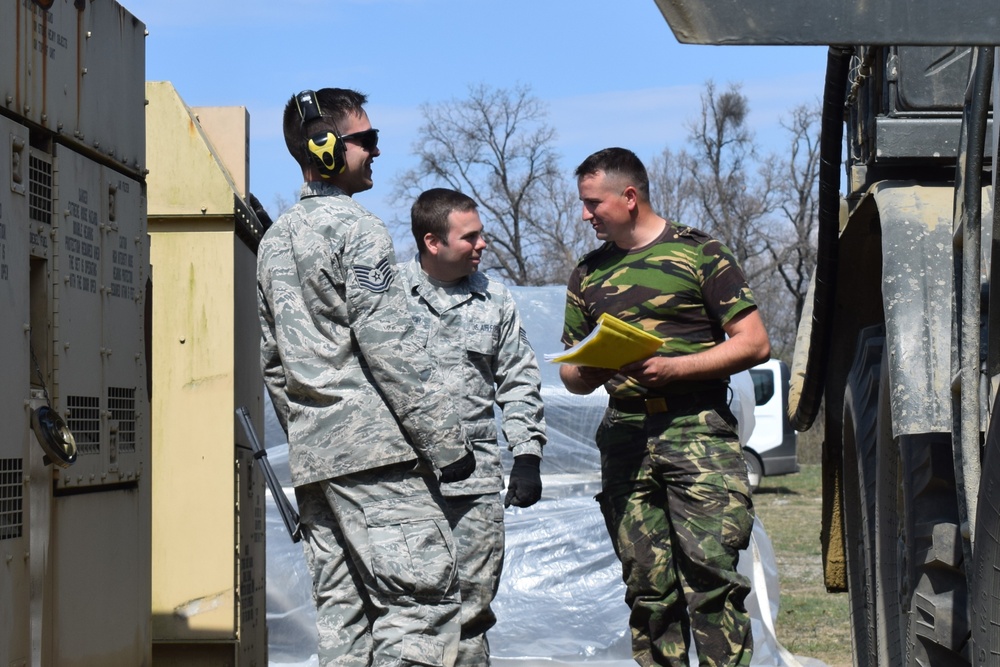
[295, 90, 346, 177]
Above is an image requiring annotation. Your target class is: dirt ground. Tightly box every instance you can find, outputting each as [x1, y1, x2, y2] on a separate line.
[754, 464, 853, 667]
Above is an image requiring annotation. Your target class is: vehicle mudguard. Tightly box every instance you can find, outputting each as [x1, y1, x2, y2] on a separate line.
[859, 182, 992, 437]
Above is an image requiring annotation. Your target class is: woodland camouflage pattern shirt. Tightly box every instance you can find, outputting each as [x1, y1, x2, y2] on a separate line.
[257, 182, 468, 486]
[562, 222, 757, 399]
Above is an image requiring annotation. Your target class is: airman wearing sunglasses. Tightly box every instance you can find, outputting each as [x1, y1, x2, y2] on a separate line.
[258, 87, 473, 666]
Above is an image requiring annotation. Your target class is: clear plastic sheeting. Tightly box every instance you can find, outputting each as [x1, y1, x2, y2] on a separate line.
[264, 285, 826, 667]
[491, 474, 631, 661]
[264, 462, 823, 666]
[262, 437, 317, 667]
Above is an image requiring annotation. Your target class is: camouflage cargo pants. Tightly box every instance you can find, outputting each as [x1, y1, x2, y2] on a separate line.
[295, 460, 462, 667]
[442, 493, 506, 667]
[595, 404, 754, 667]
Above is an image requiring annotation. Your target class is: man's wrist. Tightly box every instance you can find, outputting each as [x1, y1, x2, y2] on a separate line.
[513, 454, 541, 468]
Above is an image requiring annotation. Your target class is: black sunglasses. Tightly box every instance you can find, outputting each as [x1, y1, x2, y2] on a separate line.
[340, 128, 379, 152]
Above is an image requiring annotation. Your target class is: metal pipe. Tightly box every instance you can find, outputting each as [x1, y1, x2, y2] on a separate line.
[953, 46, 993, 550]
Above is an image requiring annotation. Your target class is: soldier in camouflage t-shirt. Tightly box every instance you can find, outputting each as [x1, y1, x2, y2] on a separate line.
[258, 89, 474, 667]
[559, 148, 771, 667]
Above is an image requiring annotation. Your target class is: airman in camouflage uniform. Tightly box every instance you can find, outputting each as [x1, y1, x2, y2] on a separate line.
[398, 188, 546, 666]
[258, 89, 473, 667]
[558, 148, 771, 667]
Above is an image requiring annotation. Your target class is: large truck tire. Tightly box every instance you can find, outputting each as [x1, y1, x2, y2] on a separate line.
[844, 326, 970, 665]
[893, 433, 969, 665]
[972, 391, 1000, 666]
[842, 326, 885, 666]
[871, 350, 905, 665]
[873, 427, 969, 667]
[871, 379, 969, 664]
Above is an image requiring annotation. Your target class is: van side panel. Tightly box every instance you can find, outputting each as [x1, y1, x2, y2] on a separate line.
[747, 360, 800, 477]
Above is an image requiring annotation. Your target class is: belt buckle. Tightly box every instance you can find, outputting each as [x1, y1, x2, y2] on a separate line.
[645, 397, 668, 414]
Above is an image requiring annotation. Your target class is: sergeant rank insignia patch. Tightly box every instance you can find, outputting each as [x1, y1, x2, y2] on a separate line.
[354, 258, 394, 293]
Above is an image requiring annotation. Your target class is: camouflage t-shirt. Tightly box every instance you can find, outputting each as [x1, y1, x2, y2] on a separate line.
[561, 222, 757, 399]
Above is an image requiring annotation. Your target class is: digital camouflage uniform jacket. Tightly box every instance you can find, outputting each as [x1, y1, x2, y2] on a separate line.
[258, 182, 468, 486]
[399, 258, 545, 497]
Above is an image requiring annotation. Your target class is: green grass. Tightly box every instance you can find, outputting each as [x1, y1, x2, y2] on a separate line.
[753, 464, 853, 667]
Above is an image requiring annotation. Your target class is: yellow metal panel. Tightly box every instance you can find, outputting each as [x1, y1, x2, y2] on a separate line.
[192, 107, 250, 200]
[146, 81, 265, 663]
[150, 230, 236, 639]
[145, 82, 244, 218]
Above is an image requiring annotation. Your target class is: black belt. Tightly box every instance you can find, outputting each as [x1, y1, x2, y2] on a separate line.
[608, 389, 728, 415]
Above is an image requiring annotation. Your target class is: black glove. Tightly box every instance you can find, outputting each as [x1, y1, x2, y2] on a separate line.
[439, 450, 475, 484]
[504, 455, 542, 508]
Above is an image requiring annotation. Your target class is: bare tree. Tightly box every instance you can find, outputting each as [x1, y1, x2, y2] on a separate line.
[390, 79, 821, 349]
[268, 192, 296, 221]
[521, 167, 594, 285]
[769, 102, 821, 323]
[749, 102, 821, 361]
[647, 146, 695, 225]
[391, 84, 587, 286]
[647, 82, 819, 362]
[682, 81, 779, 284]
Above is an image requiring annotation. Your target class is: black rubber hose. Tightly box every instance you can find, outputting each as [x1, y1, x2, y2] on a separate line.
[791, 46, 853, 431]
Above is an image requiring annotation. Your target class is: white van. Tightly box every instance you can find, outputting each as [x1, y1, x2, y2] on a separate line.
[744, 358, 799, 489]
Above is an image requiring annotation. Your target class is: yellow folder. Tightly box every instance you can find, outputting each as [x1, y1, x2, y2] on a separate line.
[545, 313, 663, 369]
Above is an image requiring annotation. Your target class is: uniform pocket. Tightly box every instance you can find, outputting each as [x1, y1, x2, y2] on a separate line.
[463, 326, 498, 380]
[364, 496, 457, 601]
[705, 405, 740, 437]
[400, 633, 449, 666]
[463, 325, 497, 357]
[462, 419, 500, 483]
[594, 491, 624, 561]
[720, 481, 754, 552]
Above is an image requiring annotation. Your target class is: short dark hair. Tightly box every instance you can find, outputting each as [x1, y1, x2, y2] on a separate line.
[282, 88, 368, 170]
[411, 188, 478, 254]
[574, 147, 651, 202]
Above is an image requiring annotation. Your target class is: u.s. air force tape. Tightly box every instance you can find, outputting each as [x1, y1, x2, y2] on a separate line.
[353, 258, 394, 293]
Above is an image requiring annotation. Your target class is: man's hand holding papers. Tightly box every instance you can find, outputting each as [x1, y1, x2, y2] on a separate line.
[545, 313, 663, 370]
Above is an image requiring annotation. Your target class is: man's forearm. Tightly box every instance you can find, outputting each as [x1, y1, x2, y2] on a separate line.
[671, 307, 770, 380]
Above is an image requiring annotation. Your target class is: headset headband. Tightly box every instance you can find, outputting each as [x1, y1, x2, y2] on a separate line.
[296, 90, 323, 124]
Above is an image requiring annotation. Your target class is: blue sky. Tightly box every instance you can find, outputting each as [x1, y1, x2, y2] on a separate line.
[123, 0, 826, 229]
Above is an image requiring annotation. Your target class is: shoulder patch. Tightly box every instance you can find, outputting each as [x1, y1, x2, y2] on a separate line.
[674, 224, 713, 245]
[354, 258, 394, 293]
